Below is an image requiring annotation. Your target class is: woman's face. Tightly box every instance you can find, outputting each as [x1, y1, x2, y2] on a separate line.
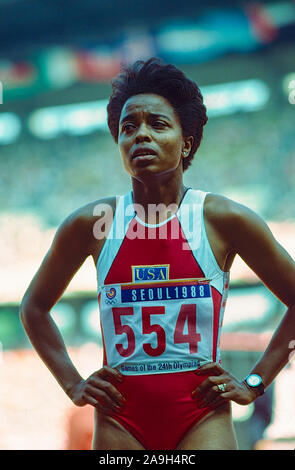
[118, 93, 192, 179]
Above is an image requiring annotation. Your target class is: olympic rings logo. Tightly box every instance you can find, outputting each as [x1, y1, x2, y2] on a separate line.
[105, 298, 117, 305]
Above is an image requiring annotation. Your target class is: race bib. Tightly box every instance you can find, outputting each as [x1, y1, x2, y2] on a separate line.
[99, 279, 213, 375]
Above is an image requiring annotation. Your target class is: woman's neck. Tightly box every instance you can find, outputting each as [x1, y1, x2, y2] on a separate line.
[131, 173, 187, 224]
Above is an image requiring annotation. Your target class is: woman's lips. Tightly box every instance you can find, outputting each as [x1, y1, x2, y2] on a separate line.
[132, 154, 157, 162]
[131, 147, 157, 160]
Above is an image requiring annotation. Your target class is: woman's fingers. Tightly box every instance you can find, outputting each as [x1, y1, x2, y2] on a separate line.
[195, 362, 224, 376]
[197, 384, 230, 408]
[84, 383, 124, 412]
[85, 394, 116, 415]
[88, 374, 126, 407]
[97, 366, 124, 383]
[192, 374, 228, 399]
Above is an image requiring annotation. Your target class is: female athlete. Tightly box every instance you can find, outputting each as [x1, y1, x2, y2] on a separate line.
[20, 58, 295, 450]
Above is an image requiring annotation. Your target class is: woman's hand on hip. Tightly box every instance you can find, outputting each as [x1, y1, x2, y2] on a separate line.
[191, 362, 258, 408]
[68, 366, 126, 415]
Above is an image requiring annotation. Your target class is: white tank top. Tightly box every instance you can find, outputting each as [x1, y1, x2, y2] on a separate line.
[97, 189, 229, 375]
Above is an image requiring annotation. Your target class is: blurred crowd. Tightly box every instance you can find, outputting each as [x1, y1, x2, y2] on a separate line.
[1, 101, 295, 229]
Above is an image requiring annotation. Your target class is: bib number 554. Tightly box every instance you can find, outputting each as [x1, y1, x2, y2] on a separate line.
[112, 304, 201, 357]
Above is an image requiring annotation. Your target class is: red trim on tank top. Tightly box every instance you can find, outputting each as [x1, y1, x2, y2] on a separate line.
[98, 293, 108, 366]
[211, 286, 222, 362]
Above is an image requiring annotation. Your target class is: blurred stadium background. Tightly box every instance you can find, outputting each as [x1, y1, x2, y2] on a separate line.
[0, 0, 295, 450]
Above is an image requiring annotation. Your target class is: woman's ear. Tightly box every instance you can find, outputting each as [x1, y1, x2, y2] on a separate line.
[182, 136, 194, 158]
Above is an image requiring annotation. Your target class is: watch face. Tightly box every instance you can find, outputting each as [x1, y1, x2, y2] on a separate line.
[247, 374, 262, 387]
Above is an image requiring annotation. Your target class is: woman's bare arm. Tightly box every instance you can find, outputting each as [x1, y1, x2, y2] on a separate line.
[20, 209, 93, 395]
[20, 204, 124, 412]
[194, 196, 295, 407]
[224, 200, 295, 388]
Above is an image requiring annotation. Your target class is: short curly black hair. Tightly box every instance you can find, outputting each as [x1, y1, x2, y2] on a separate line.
[107, 57, 208, 171]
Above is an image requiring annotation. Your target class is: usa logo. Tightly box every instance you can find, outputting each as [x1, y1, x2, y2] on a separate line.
[105, 287, 117, 304]
[132, 264, 169, 282]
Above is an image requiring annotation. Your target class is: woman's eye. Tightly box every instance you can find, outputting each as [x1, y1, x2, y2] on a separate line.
[122, 123, 135, 133]
[153, 121, 166, 128]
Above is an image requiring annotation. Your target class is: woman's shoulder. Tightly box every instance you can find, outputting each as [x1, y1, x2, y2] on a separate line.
[203, 191, 273, 250]
[71, 196, 118, 225]
[54, 196, 118, 252]
[204, 192, 257, 224]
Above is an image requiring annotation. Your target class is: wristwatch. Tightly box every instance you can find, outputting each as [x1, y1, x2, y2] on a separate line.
[243, 373, 265, 396]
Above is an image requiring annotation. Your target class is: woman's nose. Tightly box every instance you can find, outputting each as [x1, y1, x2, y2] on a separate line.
[135, 123, 152, 143]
